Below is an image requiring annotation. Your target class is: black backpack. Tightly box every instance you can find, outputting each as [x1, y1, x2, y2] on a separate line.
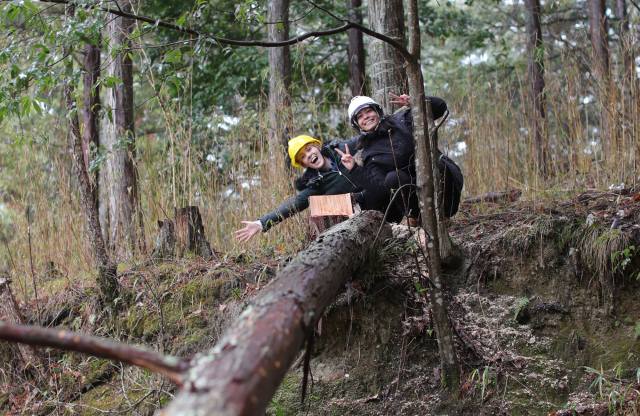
[438, 154, 464, 218]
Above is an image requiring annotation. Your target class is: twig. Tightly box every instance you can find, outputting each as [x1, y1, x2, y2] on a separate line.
[25, 207, 41, 322]
[0, 321, 189, 385]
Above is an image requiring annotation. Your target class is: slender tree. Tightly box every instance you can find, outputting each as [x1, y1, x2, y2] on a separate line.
[100, 0, 142, 259]
[347, 0, 366, 96]
[405, 0, 460, 390]
[267, 0, 292, 160]
[367, 0, 408, 113]
[524, 0, 548, 176]
[63, 6, 119, 305]
[588, 0, 614, 162]
[615, 0, 634, 84]
[81, 40, 101, 208]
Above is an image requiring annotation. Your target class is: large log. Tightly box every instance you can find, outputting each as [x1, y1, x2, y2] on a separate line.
[159, 210, 388, 415]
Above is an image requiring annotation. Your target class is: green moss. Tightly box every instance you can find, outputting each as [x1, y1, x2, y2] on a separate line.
[181, 276, 227, 306]
[267, 373, 304, 416]
[68, 384, 118, 415]
[85, 358, 112, 386]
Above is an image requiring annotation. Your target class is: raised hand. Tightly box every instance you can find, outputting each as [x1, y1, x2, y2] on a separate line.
[389, 92, 411, 107]
[335, 144, 355, 171]
[234, 220, 262, 242]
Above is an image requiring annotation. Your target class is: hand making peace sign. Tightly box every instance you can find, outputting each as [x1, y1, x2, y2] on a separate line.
[335, 144, 355, 171]
[389, 92, 411, 107]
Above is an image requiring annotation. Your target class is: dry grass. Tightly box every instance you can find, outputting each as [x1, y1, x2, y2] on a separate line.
[1, 39, 639, 303]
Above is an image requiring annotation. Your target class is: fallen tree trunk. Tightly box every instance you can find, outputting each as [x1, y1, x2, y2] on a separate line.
[463, 189, 522, 205]
[160, 210, 388, 415]
[0, 211, 388, 414]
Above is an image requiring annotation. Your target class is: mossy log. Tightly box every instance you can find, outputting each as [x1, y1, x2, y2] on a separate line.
[160, 210, 389, 416]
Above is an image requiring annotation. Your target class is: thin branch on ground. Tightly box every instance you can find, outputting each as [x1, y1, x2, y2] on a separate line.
[0, 321, 189, 385]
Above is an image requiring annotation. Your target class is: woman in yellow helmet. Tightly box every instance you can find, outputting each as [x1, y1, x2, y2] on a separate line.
[235, 135, 360, 242]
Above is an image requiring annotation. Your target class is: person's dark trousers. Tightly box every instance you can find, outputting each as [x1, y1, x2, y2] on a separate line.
[383, 170, 420, 223]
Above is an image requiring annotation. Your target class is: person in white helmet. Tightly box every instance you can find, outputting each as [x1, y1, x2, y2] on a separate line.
[235, 134, 361, 242]
[336, 92, 462, 224]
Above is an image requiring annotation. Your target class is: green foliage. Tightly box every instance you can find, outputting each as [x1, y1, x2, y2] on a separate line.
[513, 296, 530, 321]
[469, 366, 494, 401]
[584, 365, 609, 399]
[611, 245, 640, 279]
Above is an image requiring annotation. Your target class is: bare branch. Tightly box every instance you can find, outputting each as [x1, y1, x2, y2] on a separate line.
[303, 0, 414, 61]
[0, 321, 189, 385]
[26, 0, 414, 59]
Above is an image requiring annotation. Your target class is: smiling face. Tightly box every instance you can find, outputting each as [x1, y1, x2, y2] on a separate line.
[356, 107, 380, 132]
[296, 144, 325, 170]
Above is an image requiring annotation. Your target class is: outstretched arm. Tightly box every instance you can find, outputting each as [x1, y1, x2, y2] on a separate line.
[234, 221, 263, 242]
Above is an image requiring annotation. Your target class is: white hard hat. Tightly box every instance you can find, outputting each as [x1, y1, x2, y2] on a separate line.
[347, 96, 383, 129]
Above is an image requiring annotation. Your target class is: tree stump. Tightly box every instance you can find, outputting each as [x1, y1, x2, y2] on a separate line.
[152, 206, 213, 260]
[308, 194, 354, 239]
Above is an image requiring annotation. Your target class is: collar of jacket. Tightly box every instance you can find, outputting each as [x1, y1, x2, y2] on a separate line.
[356, 116, 396, 148]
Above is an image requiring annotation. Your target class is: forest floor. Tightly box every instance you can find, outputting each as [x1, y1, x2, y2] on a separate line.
[1, 188, 640, 415]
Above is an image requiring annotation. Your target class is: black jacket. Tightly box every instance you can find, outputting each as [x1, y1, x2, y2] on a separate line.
[342, 96, 448, 211]
[259, 146, 359, 231]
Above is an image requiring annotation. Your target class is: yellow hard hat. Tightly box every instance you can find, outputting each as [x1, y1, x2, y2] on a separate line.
[288, 135, 321, 168]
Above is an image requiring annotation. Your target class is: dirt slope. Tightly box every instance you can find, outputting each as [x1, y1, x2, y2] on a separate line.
[1, 189, 639, 415]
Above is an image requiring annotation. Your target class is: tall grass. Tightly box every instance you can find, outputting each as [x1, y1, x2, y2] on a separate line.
[0, 34, 638, 301]
[442, 44, 639, 197]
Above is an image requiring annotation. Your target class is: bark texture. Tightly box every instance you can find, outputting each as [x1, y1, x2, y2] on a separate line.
[160, 211, 388, 416]
[347, 0, 366, 96]
[63, 39, 118, 304]
[588, 0, 614, 158]
[406, 0, 460, 390]
[81, 40, 100, 201]
[588, 0, 610, 82]
[267, 0, 292, 157]
[152, 206, 213, 260]
[615, 0, 634, 83]
[367, 0, 407, 113]
[101, 0, 141, 259]
[524, 0, 548, 176]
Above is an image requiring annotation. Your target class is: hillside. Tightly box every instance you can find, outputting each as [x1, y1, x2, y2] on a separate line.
[2, 188, 639, 415]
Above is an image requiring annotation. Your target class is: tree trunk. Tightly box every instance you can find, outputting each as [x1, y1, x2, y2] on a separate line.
[367, 0, 407, 113]
[267, 0, 292, 160]
[524, 0, 548, 177]
[406, 0, 460, 391]
[101, 0, 142, 259]
[0, 277, 44, 374]
[347, 0, 366, 96]
[160, 211, 389, 415]
[64, 7, 119, 305]
[614, 0, 635, 85]
[81, 40, 100, 209]
[588, 0, 614, 162]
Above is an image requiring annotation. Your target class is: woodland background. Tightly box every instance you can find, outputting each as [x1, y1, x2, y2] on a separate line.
[0, 1, 639, 412]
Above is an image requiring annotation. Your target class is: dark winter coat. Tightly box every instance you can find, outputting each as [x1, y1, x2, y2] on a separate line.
[259, 145, 359, 231]
[342, 96, 449, 213]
